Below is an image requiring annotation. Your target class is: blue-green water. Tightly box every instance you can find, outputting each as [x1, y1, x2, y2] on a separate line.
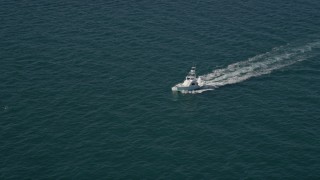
[1, 0, 320, 179]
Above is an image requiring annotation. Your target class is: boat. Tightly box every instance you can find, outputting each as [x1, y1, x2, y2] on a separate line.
[171, 67, 202, 92]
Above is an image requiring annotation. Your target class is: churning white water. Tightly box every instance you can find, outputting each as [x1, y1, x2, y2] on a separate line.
[191, 42, 320, 94]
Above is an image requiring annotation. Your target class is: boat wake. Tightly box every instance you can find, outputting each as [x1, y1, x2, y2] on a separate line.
[190, 41, 320, 94]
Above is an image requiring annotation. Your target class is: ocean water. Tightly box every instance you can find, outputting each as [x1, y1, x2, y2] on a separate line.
[1, 0, 320, 179]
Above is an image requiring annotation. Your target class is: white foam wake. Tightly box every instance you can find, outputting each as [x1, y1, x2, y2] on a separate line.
[193, 41, 320, 93]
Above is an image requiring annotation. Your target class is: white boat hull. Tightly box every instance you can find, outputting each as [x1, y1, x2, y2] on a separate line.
[171, 84, 200, 92]
[171, 66, 202, 93]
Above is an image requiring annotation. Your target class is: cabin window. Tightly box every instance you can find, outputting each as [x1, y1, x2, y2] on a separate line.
[187, 78, 190, 80]
[191, 83, 195, 85]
